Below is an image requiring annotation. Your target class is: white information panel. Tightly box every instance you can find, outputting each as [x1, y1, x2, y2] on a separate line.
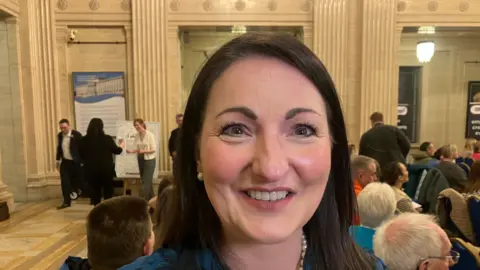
[115, 121, 161, 178]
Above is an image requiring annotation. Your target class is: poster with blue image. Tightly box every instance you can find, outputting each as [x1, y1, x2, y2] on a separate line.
[73, 72, 126, 136]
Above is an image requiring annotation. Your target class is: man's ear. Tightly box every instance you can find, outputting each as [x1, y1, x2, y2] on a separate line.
[143, 229, 155, 256]
[143, 237, 154, 256]
[418, 260, 428, 270]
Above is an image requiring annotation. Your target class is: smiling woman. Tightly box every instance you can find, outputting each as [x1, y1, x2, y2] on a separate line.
[119, 33, 383, 270]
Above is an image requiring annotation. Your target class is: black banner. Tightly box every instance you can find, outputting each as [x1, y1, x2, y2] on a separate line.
[465, 81, 480, 139]
[398, 67, 420, 143]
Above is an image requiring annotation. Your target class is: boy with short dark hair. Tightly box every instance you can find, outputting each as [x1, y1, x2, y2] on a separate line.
[60, 196, 154, 270]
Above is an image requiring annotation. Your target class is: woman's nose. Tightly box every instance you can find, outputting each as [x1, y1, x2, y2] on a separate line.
[252, 135, 289, 181]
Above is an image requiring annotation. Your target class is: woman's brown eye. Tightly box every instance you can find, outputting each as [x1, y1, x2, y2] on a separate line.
[294, 124, 316, 137]
[221, 124, 248, 137]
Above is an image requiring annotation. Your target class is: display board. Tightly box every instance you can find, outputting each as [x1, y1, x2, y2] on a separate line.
[115, 121, 161, 178]
[465, 81, 480, 139]
[73, 72, 126, 135]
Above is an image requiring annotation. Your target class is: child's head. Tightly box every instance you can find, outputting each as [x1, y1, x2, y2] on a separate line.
[87, 196, 154, 270]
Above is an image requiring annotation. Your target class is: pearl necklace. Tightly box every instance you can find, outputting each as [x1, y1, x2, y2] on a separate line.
[299, 233, 307, 270]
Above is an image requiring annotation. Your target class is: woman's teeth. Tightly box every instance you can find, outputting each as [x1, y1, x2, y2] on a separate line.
[247, 191, 289, 201]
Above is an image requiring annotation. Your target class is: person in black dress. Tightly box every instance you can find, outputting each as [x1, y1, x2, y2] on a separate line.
[80, 118, 124, 205]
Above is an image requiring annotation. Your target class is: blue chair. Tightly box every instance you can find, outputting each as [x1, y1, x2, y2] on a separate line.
[450, 238, 480, 270]
[468, 196, 480, 245]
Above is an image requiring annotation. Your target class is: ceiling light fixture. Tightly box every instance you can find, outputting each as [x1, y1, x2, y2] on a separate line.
[231, 25, 247, 35]
[416, 41, 435, 63]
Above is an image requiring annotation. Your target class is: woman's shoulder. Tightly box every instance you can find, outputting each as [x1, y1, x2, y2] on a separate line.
[146, 130, 155, 138]
[118, 248, 178, 270]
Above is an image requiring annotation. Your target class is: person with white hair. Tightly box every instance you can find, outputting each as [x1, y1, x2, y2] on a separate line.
[350, 182, 396, 253]
[373, 213, 460, 270]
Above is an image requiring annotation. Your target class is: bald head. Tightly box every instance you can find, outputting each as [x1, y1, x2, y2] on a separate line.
[374, 213, 451, 270]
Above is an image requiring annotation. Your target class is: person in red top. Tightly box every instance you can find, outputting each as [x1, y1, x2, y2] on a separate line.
[351, 155, 378, 224]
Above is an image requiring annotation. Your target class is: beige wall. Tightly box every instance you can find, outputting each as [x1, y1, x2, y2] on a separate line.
[181, 29, 301, 106]
[1, 0, 480, 202]
[65, 27, 128, 124]
[399, 34, 480, 148]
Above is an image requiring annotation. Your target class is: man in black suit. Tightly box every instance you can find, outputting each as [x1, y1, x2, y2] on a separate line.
[359, 112, 411, 170]
[56, 119, 83, 209]
[168, 114, 183, 159]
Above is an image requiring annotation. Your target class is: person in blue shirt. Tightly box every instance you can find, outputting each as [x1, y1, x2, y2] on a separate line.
[350, 182, 397, 253]
[120, 33, 385, 270]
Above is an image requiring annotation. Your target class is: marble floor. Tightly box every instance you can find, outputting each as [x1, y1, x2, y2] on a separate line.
[0, 199, 91, 270]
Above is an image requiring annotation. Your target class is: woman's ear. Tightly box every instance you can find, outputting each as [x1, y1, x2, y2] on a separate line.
[195, 135, 201, 172]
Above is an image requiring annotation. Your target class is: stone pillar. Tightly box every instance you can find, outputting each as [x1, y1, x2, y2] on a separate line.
[56, 25, 73, 121]
[124, 25, 135, 119]
[164, 25, 183, 171]
[0, 17, 28, 201]
[358, 0, 398, 134]
[19, 0, 61, 191]
[131, 0, 171, 174]
[313, 0, 349, 114]
[0, 151, 14, 212]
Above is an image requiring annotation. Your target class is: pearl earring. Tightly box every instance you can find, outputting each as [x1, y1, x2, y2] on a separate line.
[197, 172, 203, 181]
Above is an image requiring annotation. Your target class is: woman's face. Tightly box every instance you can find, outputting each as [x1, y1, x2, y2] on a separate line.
[198, 57, 331, 244]
[134, 121, 144, 132]
[398, 163, 409, 183]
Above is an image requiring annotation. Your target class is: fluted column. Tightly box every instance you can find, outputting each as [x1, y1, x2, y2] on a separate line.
[20, 0, 61, 185]
[56, 25, 72, 120]
[132, 0, 170, 173]
[0, 150, 14, 212]
[313, 0, 349, 111]
[359, 0, 397, 133]
[124, 25, 134, 119]
[2, 17, 27, 201]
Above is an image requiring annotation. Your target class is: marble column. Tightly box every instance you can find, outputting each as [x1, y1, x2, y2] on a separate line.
[124, 25, 135, 119]
[131, 0, 171, 174]
[358, 0, 397, 134]
[0, 150, 14, 212]
[56, 25, 73, 121]
[19, 0, 61, 189]
[0, 17, 27, 201]
[164, 25, 183, 172]
[313, 0, 349, 112]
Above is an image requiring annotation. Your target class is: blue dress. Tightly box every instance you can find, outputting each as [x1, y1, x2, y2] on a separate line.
[118, 247, 387, 270]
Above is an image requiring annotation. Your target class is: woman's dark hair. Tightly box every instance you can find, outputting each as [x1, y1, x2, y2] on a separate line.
[153, 179, 173, 249]
[433, 146, 444, 160]
[134, 118, 147, 129]
[86, 118, 105, 137]
[161, 33, 372, 269]
[381, 161, 404, 186]
[419, 141, 431, 152]
[466, 161, 480, 193]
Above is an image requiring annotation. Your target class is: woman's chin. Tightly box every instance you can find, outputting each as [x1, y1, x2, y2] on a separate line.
[238, 222, 301, 245]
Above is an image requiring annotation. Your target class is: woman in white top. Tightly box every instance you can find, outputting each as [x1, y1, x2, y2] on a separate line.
[127, 118, 156, 200]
